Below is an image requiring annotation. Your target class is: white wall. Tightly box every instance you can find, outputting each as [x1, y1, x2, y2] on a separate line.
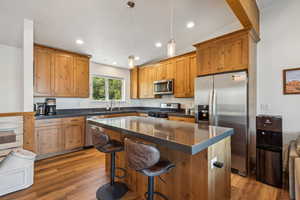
[0, 44, 22, 112]
[258, 0, 300, 145]
[22, 19, 34, 112]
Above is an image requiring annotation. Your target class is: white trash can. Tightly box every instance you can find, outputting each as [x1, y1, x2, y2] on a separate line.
[0, 149, 36, 196]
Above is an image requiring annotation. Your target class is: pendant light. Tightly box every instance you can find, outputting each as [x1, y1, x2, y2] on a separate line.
[128, 55, 135, 68]
[128, 1, 136, 68]
[167, 0, 176, 57]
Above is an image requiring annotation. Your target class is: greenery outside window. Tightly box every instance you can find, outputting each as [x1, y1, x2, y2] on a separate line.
[92, 76, 124, 101]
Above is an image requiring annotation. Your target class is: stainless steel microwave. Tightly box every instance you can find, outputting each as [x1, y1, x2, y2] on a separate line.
[153, 80, 173, 95]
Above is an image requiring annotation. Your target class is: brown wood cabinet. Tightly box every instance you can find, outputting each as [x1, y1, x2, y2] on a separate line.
[138, 66, 157, 99]
[34, 46, 54, 96]
[132, 52, 196, 99]
[36, 126, 63, 155]
[35, 117, 85, 156]
[168, 116, 195, 123]
[34, 45, 90, 98]
[74, 56, 90, 97]
[53, 52, 75, 97]
[130, 67, 139, 99]
[195, 29, 250, 76]
[64, 119, 85, 150]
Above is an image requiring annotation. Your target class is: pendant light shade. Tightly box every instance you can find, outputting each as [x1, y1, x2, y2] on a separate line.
[128, 55, 135, 68]
[167, 39, 176, 58]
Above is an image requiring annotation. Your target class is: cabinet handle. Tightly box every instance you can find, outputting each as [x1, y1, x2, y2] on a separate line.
[213, 161, 224, 169]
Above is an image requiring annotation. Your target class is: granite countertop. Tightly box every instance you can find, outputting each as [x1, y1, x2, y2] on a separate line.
[35, 107, 195, 120]
[87, 116, 234, 155]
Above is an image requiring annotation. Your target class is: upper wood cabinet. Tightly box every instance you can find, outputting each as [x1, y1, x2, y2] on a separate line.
[174, 53, 197, 98]
[74, 56, 90, 97]
[130, 67, 139, 99]
[132, 52, 196, 99]
[195, 29, 250, 76]
[34, 45, 90, 98]
[138, 66, 157, 99]
[174, 56, 190, 98]
[34, 46, 54, 96]
[53, 52, 75, 97]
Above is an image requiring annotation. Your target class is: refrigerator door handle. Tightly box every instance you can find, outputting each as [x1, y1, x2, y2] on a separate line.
[213, 89, 217, 125]
[209, 90, 213, 125]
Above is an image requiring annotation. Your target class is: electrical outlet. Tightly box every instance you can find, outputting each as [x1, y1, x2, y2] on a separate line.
[211, 157, 217, 169]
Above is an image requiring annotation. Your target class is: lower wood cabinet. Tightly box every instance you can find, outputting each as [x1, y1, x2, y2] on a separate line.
[35, 117, 85, 156]
[36, 126, 63, 155]
[64, 120, 85, 150]
[168, 116, 195, 123]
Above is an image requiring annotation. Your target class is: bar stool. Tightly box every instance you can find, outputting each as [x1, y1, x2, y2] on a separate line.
[124, 138, 175, 200]
[91, 126, 128, 200]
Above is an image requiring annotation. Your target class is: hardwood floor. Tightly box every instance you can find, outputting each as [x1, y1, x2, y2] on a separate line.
[0, 148, 289, 200]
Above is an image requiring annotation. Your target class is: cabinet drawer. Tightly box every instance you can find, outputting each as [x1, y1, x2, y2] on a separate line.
[63, 117, 85, 124]
[36, 118, 62, 127]
[168, 116, 195, 123]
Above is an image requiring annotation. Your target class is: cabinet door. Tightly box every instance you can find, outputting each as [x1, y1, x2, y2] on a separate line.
[138, 67, 147, 98]
[188, 54, 197, 97]
[130, 67, 139, 99]
[53, 53, 75, 97]
[197, 45, 215, 76]
[222, 36, 248, 71]
[36, 126, 63, 155]
[64, 122, 84, 150]
[174, 57, 189, 98]
[147, 67, 156, 98]
[74, 56, 89, 97]
[34, 46, 54, 96]
[165, 60, 175, 80]
[155, 63, 167, 81]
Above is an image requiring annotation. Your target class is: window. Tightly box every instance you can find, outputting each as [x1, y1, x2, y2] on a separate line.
[92, 76, 124, 101]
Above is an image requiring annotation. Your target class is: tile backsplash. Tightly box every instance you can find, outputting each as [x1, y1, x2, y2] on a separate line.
[34, 96, 195, 110]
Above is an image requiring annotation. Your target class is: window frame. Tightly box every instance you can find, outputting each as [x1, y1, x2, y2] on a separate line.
[91, 75, 125, 102]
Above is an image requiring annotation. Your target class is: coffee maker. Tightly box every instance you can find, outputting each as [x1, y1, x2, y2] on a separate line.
[45, 98, 56, 115]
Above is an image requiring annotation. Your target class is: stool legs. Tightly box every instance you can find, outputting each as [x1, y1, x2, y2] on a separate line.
[147, 176, 154, 200]
[110, 152, 115, 185]
[96, 152, 128, 200]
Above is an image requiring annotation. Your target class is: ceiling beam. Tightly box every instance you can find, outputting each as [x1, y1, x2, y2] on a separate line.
[225, 0, 260, 41]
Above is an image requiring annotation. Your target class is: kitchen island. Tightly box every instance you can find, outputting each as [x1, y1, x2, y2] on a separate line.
[88, 116, 234, 200]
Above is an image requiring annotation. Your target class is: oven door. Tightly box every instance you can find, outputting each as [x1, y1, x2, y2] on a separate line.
[154, 80, 173, 95]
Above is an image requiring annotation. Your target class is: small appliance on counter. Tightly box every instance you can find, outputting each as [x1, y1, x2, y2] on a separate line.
[153, 80, 174, 95]
[34, 103, 46, 116]
[45, 98, 57, 115]
[256, 115, 283, 188]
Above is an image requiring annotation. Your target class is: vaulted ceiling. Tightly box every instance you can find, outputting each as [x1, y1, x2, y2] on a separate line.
[0, 0, 270, 68]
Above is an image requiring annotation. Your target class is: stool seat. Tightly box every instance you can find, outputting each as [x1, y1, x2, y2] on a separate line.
[95, 140, 124, 153]
[141, 160, 175, 177]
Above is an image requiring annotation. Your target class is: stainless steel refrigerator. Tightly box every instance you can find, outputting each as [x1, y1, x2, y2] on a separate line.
[195, 71, 248, 176]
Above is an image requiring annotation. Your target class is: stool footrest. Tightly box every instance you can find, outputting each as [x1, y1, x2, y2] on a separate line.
[115, 167, 127, 179]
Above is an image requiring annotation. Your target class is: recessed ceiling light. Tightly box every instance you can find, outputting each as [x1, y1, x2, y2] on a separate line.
[155, 42, 162, 48]
[134, 56, 140, 61]
[186, 21, 195, 29]
[76, 39, 84, 45]
[113, 62, 117, 65]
